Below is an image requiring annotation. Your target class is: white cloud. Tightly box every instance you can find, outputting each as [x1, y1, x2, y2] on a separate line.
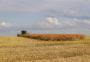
[0, 0, 90, 17]
[46, 17, 59, 25]
[83, 20, 90, 24]
[0, 21, 13, 28]
[0, 0, 90, 35]
[0, 22, 7, 26]
[32, 17, 80, 29]
[33, 17, 90, 29]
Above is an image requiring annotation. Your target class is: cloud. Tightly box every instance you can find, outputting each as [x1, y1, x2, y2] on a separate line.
[31, 17, 78, 29]
[31, 16, 90, 30]
[46, 17, 78, 27]
[0, 0, 90, 21]
[29, 17, 90, 34]
[0, 22, 7, 26]
[0, 0, 90, 14]
[46, 17, 59, 25]
[83, 20, 90, 24]
[0, 21, 14, 28]
[0, 0, 90, 35]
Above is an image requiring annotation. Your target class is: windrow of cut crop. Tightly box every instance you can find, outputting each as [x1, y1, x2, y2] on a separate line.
[29, 34, 85, 41]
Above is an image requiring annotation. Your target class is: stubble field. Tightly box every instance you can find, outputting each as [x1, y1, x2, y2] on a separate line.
[0, 36, 90, 62]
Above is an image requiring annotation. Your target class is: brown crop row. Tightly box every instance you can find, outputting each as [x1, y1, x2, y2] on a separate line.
[29, 34, 85, 41]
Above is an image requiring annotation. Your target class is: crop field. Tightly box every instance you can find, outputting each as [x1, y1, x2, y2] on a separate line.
[18, 34, 85, 41]
[0, 36, 90, 62]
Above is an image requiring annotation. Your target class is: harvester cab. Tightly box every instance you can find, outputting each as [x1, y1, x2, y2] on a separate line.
[17, 30, 30, 38]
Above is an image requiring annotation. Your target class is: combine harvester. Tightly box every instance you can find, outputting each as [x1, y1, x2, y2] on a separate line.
[17, 30, 85, 41]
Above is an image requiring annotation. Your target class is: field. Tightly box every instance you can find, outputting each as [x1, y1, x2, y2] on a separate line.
[18, 34, 85, 41]
[0, 36, 90, 62]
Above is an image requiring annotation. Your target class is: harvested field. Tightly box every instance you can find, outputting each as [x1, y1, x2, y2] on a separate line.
[0, 36, 90, 62]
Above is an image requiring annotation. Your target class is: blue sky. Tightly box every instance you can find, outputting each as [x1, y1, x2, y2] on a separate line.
[0, 0, 90, 36]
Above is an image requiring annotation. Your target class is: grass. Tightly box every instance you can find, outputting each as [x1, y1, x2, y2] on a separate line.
[0, 36, 90, 62]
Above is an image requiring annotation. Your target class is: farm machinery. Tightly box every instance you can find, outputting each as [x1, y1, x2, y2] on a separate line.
[17, 30, 85, 41]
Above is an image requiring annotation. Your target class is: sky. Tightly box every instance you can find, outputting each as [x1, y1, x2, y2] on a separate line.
[0, 0, 90, 36]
